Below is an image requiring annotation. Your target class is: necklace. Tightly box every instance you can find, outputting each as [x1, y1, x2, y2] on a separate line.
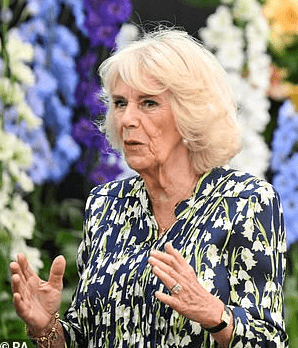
[159, 226, 169, 235]
[155, 175, 199, 237]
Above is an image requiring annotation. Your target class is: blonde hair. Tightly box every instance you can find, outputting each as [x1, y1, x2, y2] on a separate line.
[99, 28, 241, 174]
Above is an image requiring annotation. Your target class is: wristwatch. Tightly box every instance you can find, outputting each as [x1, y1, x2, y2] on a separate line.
[203, 305, 231, 333]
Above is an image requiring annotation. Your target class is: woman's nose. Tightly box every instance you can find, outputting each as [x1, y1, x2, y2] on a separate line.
[121, 102, 140, 128]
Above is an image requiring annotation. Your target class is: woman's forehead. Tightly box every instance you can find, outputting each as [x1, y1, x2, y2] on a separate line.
[112, 72, 167, 96]
[113, 78, 172, 102]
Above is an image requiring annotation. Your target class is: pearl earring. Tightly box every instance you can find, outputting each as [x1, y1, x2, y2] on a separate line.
[182, 138, 189, 146]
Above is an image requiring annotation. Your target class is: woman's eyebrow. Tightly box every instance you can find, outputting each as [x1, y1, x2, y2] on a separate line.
[112, 93, 158, 100]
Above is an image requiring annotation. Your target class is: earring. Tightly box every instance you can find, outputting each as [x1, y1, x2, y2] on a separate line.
[182, 138, 189, 146]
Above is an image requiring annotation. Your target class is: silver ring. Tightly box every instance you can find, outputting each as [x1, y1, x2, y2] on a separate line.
[171, 283, 182, 295]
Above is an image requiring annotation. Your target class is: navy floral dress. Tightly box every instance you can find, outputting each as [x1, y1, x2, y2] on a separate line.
[61, 167, 288, 347]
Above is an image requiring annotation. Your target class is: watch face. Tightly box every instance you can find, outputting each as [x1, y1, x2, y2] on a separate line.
[221, 307, 230, 325]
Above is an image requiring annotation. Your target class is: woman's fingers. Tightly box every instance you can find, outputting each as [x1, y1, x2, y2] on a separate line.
[151, 263, 179, 293]
[11, 273, 21, 298]
[17, 254, 37, 282]
[150, 243, 189, 271]
[11, 275, 29, 319]
[10, 261, 30, 302]
[48, 255, 66, 290]
[149, 244, 195, 296]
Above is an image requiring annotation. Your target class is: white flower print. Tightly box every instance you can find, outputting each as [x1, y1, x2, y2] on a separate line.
[207, 244, 220, 267]
[252, 238, 264, 252]
[241, 248, 257, 270]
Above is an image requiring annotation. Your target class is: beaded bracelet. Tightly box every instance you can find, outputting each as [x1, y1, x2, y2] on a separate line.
[27, 313, 60, 347]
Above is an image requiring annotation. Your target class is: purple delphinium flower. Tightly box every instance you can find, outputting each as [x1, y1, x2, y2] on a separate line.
[71, 118, 100, 148]
[72, 0, 132, 184]
[76, 51, 98, 80]
[101, 0, 133, 25]
[84, 0, 132, 48]
[71, 118, 110, 151]
[89, 155, 123, 185]
[88, 24, 119, 48]
[75, 79, 106, 117]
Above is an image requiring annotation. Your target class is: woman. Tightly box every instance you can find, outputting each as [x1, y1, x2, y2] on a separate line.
[11, 28, 288, 347]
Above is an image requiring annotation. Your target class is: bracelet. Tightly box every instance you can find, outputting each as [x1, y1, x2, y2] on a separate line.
[27, 313, 60, 346]
[202, 305, 231, 334]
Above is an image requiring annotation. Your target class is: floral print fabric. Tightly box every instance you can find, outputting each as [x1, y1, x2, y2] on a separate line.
[61, 167, 288, 347]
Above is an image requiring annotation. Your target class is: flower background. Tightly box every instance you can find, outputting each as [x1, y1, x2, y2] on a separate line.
[0, 0, 298, 345]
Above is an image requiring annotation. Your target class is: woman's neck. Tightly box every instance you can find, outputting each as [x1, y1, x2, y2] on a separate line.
[140, 163, 199, 235]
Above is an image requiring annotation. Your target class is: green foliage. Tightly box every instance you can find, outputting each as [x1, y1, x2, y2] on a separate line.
[269, 35, 298, 85]
[285, 244, 298, 347]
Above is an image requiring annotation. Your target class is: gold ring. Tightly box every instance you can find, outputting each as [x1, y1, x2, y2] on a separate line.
[171, 283, 182, 294]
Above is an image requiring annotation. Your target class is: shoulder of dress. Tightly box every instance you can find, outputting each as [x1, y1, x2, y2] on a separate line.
[208, 167, 277, 201]
[88, 175, 142, 199]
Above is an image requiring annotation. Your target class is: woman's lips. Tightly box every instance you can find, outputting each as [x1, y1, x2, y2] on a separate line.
[123, 139, 145, 151]
[124, 140, 144, 146]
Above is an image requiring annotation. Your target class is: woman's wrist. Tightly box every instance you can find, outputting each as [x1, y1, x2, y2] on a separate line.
[202, 305, 231, 333]
[26, 313, 60, 341]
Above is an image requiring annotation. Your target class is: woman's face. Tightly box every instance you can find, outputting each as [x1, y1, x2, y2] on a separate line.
[112, 78, 184, 174]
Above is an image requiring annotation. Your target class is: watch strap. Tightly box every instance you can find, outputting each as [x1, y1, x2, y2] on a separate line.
[203, 305, 230, 334]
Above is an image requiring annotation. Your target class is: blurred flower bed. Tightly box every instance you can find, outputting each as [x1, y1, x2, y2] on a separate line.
[0, 0, 134, 339]
[0, 0, 298, 345]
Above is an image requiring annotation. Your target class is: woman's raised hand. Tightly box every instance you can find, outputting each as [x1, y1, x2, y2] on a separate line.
[10, 254, 66, 336]
[148, 243, 223, 326]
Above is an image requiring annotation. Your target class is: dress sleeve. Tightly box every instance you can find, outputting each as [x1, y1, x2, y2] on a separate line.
[59, 191, 95, 348]
[227, 183, 288, 347]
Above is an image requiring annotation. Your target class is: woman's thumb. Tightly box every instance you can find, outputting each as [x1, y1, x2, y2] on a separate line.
[48, 255, 66, 289]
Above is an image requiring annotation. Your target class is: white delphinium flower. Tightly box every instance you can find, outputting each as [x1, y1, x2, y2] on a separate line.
[1, 29, 41, 130]
[17, 100, 42, 129]
[200, 0, 271, 178]
[246, 18, 269, 54]
[248, 54, 272, 91]
[246, 16, 271, 91]
[0, 27, 43, 275]
[233, 0, 261, 22]
[216, 42, 244, 71]
[0, 131, 15, 161]
[0, 78, 25, 105]
[239, 87, 271, 133]
[232, 131, 270, 178]
[8, 163, 34, 192]
[199, 6, 234, 49]
[1, 128, 33, 170]
[0, 172, 11, 210]
[10, 239, 44, 273]
[6, 29, 35, 86]
[0, 127, 34, 192]
[9, 194, 35, 240]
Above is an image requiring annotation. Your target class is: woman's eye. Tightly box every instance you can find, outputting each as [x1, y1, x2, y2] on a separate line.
[113, 99, 127, 109]
[141, 99, 158, 109]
